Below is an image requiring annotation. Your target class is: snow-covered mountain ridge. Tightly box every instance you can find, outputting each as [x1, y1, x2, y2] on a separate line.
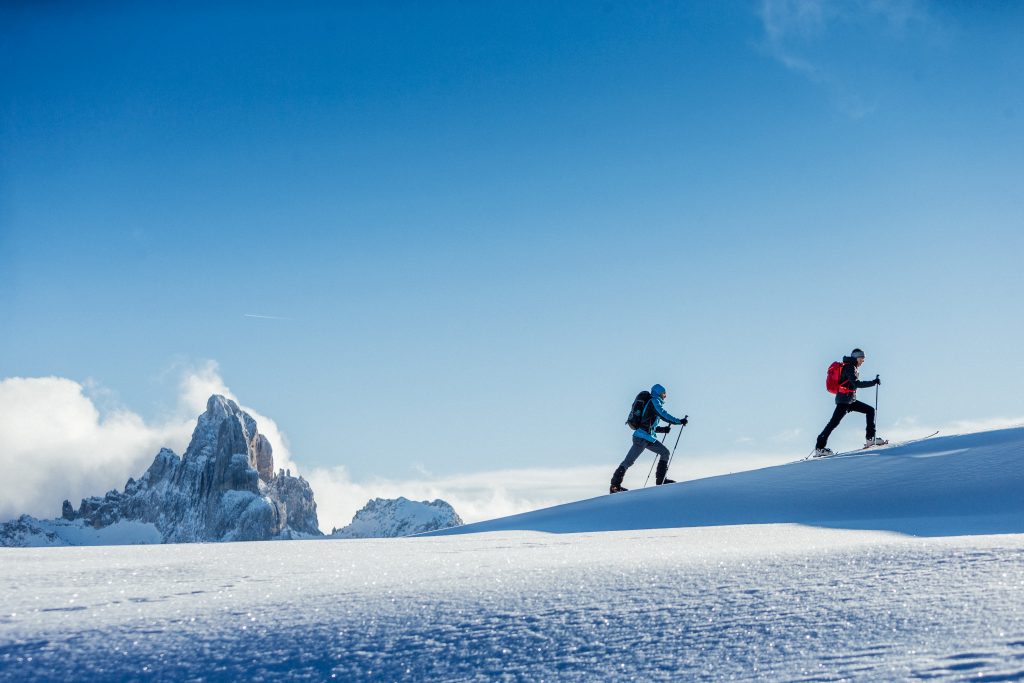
[331, 497, 463, 538]
[426, 426, 1024, 537]
[0, 395, 321, 546]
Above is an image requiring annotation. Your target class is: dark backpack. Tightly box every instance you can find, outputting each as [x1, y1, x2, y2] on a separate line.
[625, 391, 652, 430]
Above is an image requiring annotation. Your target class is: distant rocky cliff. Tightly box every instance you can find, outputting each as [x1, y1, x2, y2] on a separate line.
[1, 395, 321, 547]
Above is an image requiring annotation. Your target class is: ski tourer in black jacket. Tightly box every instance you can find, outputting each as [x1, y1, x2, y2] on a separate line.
[835, 356, 877, 405]
[814, 353, 883, 452]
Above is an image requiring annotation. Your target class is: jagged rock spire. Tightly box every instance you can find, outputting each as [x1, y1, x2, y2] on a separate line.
[8, 394, 321, 546]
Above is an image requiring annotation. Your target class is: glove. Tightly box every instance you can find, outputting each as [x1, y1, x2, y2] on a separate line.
[875, 376, 881, 386]
[655, 425, 671, 434]
[680, 417, 689, 427]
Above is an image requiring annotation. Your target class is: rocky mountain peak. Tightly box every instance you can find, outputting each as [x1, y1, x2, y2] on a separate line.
[1, 394, 322, 546]
[184, 394, 274, 485]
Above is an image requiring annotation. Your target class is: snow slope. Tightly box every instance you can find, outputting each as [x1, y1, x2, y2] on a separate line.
[426, 427, 1024, 537]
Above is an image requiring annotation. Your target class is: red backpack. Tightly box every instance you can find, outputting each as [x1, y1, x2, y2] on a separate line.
[825, 361, 854, 395]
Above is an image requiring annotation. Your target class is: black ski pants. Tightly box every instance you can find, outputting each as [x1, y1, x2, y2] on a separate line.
[621, 436, 670, 469]
[816, 400, 876, 449]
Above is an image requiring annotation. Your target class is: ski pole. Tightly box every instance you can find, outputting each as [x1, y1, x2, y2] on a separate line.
[643, 431, 668, 488]
[665, 415, 688, 473]
[875, 375, 880, 430]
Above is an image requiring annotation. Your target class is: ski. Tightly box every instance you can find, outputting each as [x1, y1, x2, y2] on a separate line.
[802, 431, 940, 462]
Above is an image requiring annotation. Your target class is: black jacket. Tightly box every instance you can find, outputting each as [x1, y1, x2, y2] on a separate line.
[836, 356, 876, 405]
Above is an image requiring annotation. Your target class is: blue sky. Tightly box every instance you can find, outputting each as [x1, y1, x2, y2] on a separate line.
[2, 1, 1022, 496]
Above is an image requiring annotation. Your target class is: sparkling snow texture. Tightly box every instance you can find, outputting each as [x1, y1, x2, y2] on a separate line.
[1, 529, 1023, 681]
[1, 428, 1023, 680]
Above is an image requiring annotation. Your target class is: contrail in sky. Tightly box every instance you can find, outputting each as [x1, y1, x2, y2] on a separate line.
[243, 313, 292, 320]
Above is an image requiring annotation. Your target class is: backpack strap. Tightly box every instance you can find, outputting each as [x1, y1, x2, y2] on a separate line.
[640, 398, 654, 429]
[838, 362, 854, 393]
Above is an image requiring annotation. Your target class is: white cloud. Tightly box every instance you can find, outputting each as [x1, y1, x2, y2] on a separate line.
[0, 376, 187, 521]
[760, 0, 927, 49]
[761, 0, 829, 44]
[757, 0, 930, 118]
[770, 428, 804, 443]
[0, 363, 296, 522]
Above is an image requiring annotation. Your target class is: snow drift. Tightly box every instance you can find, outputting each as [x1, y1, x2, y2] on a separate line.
[426, 427, 1024, 537]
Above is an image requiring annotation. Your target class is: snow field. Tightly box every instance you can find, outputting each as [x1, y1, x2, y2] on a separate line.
[2, 525, 1024, 681]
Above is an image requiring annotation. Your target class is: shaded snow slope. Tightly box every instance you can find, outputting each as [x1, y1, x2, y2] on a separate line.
[427, 427, 1024, 537]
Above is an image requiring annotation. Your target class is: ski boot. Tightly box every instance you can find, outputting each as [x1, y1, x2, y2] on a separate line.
[610, 466, 628, 494]
[655, 460, 675, 485]
[812, 448, 834, 458]
[864, 436, 888, 447]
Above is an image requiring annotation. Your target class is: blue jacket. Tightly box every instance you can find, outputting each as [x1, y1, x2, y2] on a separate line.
[633, 396, 685, 443]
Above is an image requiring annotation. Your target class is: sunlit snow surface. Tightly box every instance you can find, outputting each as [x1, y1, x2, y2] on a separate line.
[2, 526, 1024, 681]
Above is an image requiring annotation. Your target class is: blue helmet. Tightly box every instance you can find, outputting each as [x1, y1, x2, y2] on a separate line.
[651, 384, 666, 397]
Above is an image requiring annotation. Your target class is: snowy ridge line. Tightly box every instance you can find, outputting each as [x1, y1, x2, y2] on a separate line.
[422, 426, 1024, 538]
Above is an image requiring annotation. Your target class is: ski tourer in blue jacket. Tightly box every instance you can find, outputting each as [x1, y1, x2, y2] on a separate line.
[611, 384, 688, 493]
[633, 389, 686, 444]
